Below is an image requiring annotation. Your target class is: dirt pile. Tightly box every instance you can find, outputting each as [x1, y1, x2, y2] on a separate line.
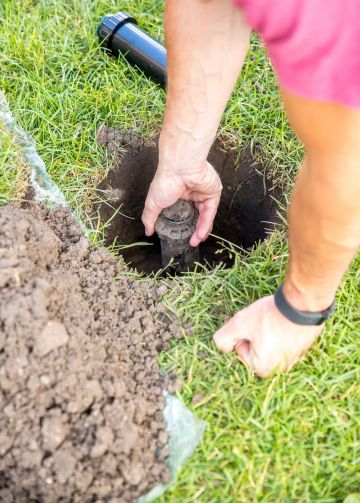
[0, 204, 182, 503]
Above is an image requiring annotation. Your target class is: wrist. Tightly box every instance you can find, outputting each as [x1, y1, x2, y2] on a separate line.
[283, 277, 336, 312]
[158, 126, 212, 175]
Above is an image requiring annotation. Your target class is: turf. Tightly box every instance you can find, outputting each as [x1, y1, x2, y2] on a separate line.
[0, 1, 359, 502]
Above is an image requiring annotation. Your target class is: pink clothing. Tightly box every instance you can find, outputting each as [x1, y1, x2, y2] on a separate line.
[234, 0, 360, 108]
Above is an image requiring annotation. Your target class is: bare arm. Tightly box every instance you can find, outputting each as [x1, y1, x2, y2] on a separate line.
[215, 92, 360, 377]
[162, 0, 250, 165]
[142, 0, 250, 245]
[282, 90, 360, 311]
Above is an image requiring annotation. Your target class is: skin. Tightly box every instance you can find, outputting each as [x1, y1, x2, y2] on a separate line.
[142, 0, 360, 377]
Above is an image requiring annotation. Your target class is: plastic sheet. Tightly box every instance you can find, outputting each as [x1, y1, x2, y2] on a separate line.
[0, 91, 206, 502]
[137, 392, 206, 502]
[0, 93, 67, 209]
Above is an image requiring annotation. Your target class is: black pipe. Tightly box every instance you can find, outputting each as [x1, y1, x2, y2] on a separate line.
[98, 11, 167, 87]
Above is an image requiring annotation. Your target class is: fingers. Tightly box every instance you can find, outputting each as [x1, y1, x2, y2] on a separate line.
[142, 160, 221, 242]
[213, 298, 283, 377]
[141, 195, 162, 237]
[214, 295, 323, 378]
[190, 197, 219, 247]
[236, 341, 271, 378]
[235, 340, 253, 367]
[213, 310, 252, 353]
[216, 328, 267, 377]
[142, 170, 185, 236]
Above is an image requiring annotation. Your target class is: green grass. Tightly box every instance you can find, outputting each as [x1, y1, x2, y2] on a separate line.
[160, 239, 360, 502]
[0, 1, 359, 502]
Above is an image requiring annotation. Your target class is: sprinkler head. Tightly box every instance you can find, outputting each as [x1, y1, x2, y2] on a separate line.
[155, 200, 199, 273]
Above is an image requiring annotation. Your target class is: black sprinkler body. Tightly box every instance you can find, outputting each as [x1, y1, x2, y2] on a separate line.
[155, 200, 199, 273]
[98, 11, 167, 87]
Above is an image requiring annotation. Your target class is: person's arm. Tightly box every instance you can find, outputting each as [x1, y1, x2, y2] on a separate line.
[282, 90, 360, 311]
[214, 91, 360, 377]
[142, 0, 250, 246]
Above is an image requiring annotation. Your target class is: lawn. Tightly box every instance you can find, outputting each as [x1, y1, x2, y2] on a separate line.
[0, 1, 359, 502]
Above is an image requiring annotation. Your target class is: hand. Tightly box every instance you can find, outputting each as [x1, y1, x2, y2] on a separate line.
[142, 160, 222, 247]
[213, 295, 324, 377]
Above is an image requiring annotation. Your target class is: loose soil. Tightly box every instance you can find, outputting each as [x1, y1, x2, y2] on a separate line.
[0, 204, 182, 503]
[96, 126, 282, 274]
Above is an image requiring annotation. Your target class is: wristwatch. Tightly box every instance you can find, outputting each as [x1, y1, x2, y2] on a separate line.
[274, 283, 336, 326]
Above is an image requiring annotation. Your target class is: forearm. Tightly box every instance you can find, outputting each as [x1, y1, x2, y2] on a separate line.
[285, 153, 360, 311]
[161, 0, 250, 170]
[279, 90, 360, 311]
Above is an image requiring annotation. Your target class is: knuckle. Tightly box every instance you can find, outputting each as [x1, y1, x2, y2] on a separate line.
[255, 368, 270, 378]
[213, 333, 227, 352]
[252, 355, 272, 377]
[233, 310, 246, 326]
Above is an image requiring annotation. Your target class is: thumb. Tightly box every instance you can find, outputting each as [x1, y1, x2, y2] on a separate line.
[141, 195, 162, 237]
[213, 311, 252, 353]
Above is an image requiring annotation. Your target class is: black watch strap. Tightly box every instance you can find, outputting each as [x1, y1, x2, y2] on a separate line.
[274, 283, 336, 326]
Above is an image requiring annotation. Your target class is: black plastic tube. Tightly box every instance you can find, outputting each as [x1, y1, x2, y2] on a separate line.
[98, 11, 167, 87]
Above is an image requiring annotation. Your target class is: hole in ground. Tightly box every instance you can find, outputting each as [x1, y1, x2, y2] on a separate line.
[95, 129, 283, 274]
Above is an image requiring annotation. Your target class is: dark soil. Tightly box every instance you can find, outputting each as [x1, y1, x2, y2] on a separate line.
[96, 125, 282, 274]
[0, 204, 182, 503]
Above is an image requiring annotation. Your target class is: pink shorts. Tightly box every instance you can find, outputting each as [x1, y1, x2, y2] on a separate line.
[234, 0, 360, 108]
